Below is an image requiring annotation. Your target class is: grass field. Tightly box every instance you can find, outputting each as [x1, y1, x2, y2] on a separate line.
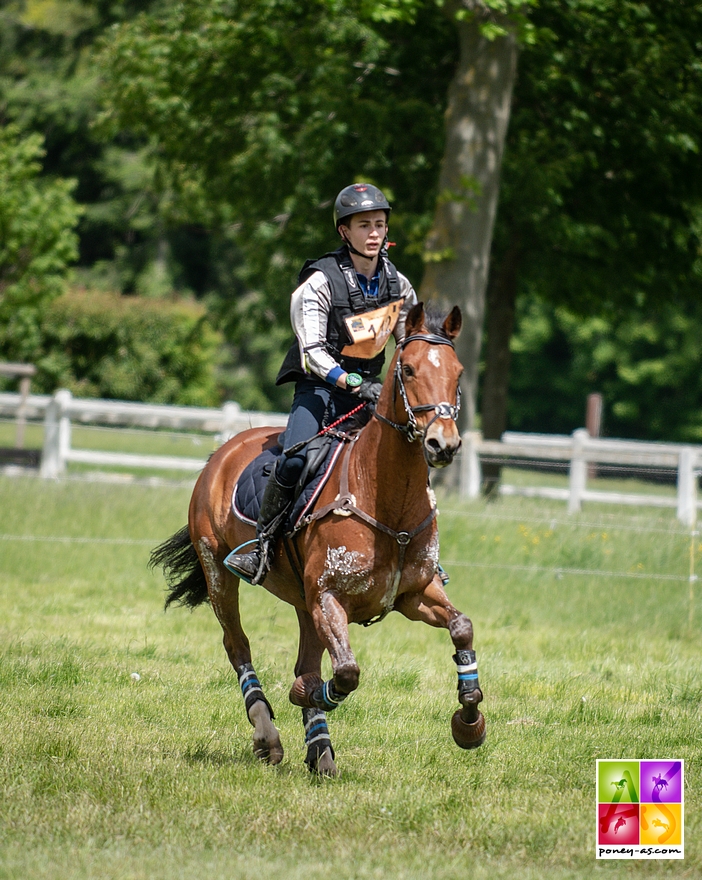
[0, 472, 699, 879]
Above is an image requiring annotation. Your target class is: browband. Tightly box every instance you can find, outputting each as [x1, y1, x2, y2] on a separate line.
[400, 333, 455, 350]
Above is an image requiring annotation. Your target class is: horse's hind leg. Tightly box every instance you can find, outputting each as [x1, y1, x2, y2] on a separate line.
[292, 608, 338, 777]
[196, 537, 283, 764]
[394, 576, 486, 750]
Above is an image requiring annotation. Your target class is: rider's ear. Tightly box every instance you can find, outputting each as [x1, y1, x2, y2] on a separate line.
[442, 306, 462, 340]
[405, 302, 425, 335]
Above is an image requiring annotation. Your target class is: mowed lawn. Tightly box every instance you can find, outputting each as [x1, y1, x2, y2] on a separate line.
[0, 472, 700, 879]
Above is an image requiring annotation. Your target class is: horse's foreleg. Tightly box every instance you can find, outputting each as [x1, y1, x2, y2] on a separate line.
[196, 536, 283, 764]
[290, 590, 359, 713]
[394, 576, 486, 750]
[292, 608, 338, 777]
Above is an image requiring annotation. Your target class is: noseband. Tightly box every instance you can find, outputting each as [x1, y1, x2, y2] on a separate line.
[373, 333, 461, 442]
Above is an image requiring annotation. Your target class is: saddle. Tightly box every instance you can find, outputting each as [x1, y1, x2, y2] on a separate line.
[232, 432, 351, 535]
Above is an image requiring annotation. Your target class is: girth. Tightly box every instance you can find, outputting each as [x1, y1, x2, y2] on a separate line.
[299, 440, 437, 625]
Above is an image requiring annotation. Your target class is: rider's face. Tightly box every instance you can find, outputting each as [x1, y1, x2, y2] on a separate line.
[340, 210, 388, 259]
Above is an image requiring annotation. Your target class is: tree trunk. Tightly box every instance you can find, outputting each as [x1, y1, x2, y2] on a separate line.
[420, 4, 518, 431]
[480, 233, 520, 495]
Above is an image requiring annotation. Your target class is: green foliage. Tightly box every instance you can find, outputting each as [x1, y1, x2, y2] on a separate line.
[0, 0, 192, 295]
[36, 288, 222, 405]
[509, 294, 702, 442]
[96, 0, 456, 307]
[484, 0, 702, 440]
[96, 0, 457, 408]
[495, 0, 702, 314]
[0, 124, 81, 361]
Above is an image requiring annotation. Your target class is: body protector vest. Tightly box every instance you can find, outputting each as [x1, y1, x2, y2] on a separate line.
[276, 246, 404, 386]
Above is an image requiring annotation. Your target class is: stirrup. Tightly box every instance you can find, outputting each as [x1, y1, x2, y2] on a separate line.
[224, 540, 266, 585]
[438, 564, 450, 586]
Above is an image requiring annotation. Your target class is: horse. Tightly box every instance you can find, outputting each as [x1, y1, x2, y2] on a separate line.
[151, 302, 485, 776]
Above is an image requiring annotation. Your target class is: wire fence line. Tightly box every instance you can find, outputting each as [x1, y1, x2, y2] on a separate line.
[442, 559, 693, 583]
[0, 533, 157, 546]
[0, 532, 697, 584]
[438, 507, 694, 536]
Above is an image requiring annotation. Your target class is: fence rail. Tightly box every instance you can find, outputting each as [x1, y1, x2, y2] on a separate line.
[461, 428, 701, 526]
[0, 390, 699, 526]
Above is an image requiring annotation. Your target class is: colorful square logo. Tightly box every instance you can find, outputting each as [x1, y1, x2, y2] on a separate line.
[596, 760, 684, 859]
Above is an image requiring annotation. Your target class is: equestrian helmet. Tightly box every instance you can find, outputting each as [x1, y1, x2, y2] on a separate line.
[333, 183, 391, 228]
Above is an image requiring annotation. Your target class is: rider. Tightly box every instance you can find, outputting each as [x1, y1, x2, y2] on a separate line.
[225, 183, 418, 585]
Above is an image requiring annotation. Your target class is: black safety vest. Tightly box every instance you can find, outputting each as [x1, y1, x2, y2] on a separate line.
[275, 246, 402, 386]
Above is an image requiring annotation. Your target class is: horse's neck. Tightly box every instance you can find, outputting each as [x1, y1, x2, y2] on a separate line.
[350, 415, 430, 525]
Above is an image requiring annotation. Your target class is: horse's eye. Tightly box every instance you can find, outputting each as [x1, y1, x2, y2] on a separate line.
[402, 364, 414, 378]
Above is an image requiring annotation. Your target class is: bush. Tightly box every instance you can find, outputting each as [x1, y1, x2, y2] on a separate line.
[36, 288, 222, 406]
[0, 126, 81, 361]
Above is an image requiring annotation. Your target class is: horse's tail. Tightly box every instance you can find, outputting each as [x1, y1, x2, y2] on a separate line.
[149, 525, 209, 610]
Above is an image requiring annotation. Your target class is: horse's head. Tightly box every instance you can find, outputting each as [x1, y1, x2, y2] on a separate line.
[378, 302, 463, 468]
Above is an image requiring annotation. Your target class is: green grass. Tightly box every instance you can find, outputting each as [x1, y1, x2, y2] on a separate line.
[0, 474, 700, 879]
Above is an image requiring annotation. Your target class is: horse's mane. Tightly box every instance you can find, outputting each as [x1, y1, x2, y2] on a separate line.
[421, 303, 453, 339]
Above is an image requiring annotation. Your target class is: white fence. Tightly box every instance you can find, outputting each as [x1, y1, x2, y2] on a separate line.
[0, 390, 700, 526]
[461, 428, 700, 527]
[0, 389, 286, 479]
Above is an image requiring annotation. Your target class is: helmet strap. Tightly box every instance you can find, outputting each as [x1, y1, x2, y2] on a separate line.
[338, 228, 389, 263]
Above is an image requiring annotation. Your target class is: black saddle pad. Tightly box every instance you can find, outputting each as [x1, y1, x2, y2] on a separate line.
[232, 437, 348, 533]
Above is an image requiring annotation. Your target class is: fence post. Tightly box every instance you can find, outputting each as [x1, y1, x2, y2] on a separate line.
[41, 389, 72, 478]
[568, 428, 588, 514]
[677, 447, 697, 528]
[15, 376, 31, 449]
[57, 389, 72, 468]
[41, 391, 60, 477]
[460, 430, 482, 499]
[219, 401, 243, 444]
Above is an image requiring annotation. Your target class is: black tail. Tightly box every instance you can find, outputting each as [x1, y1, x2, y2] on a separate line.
[149, 525, 209, 609]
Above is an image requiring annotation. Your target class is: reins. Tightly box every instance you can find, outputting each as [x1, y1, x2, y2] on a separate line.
[282, 400, 368, 458]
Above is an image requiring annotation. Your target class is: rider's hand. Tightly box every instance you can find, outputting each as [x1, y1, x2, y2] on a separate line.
[356, 379, 383, 404]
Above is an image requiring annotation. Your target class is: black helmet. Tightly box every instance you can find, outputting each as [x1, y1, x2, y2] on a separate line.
[333, 183, 391, 228]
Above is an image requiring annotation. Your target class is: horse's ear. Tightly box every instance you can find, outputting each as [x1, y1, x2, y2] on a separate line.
[405, 301, 425, 336]
[442, 306, 462, 340]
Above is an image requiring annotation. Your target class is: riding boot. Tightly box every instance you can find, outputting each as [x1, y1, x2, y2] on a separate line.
[224, 469, 295, 585]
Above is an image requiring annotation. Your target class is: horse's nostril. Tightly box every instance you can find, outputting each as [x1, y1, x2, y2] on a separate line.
[426, 438, 442, 453]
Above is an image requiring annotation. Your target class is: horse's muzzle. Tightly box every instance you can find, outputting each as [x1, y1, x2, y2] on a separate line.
[423, 426, 461, 468]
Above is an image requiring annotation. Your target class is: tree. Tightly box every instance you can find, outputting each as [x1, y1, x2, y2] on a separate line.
[96, 0, 458, 407]
[509, 293, 702, 443]
[0, 0, 203, 297]
[481, 0, 702, 447]
[0, 124, 81, 363]
[419, 1, 532, 429]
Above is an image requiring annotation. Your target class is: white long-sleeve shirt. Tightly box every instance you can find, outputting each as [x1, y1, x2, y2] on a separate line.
[289, 268, 418, 384]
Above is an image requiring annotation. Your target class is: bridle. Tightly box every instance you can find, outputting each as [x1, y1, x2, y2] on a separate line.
[372, 333, 461, 443]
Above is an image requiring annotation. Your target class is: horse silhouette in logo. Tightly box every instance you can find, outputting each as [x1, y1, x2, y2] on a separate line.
[611, 779, 627, 792]
[614, 817, 627, 835]
[652, 774, 669, 793]
[652, 818, 670, 833]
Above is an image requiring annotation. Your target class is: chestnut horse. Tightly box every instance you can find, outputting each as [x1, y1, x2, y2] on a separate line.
[151, 303, 485, 776]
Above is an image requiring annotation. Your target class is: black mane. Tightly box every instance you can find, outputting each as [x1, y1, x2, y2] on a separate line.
[423, 302, 452, 338]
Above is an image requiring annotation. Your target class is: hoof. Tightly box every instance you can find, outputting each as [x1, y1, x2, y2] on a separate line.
[451, 709, 486, 750]
[249, 701, 284, 764]
[308, 746, 339, 778]
[253, 735, 284, 765]
[289, 673, 324, 708]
